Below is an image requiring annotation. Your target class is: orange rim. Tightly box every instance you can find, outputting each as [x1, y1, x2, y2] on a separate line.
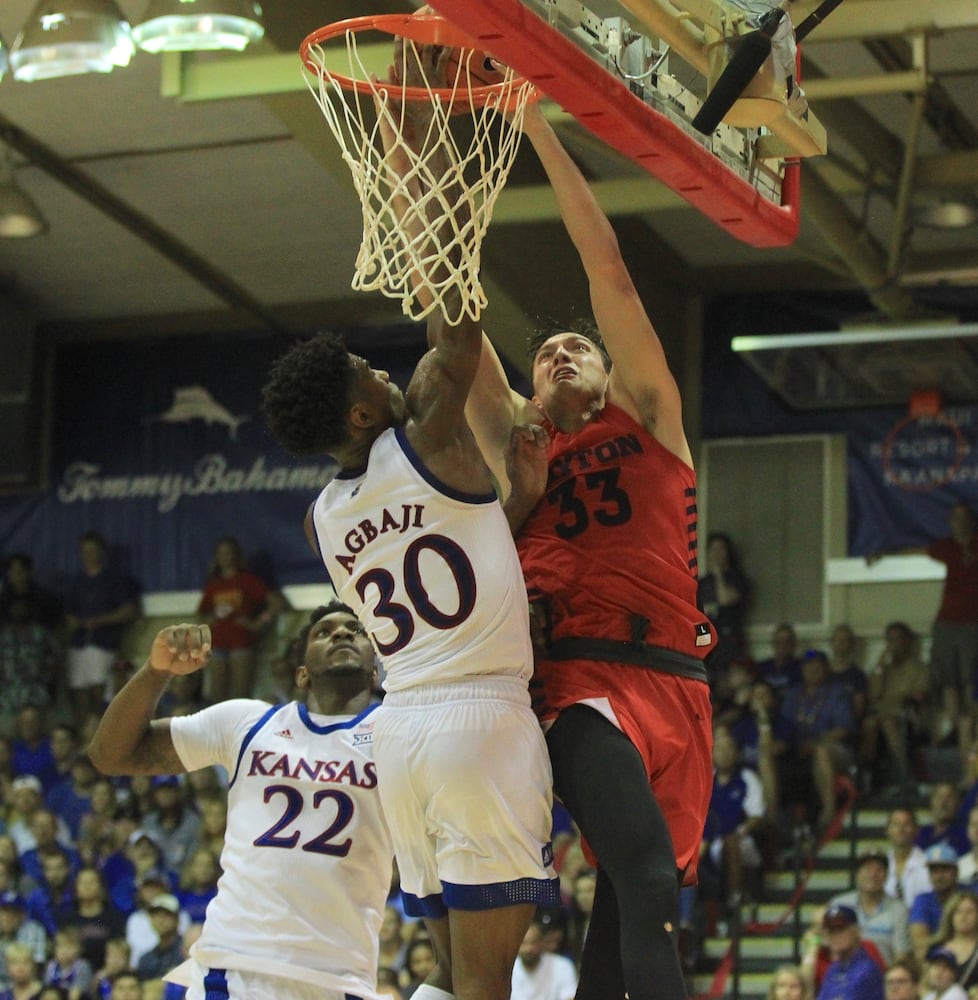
[299, 13, 531, 108]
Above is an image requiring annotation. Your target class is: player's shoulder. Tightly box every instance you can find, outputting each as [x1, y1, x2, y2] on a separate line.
[177, 697, 282, 732]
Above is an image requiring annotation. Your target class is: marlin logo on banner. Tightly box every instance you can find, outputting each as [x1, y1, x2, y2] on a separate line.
[0, 329, 423, 594]
[151, 386, 250, 440]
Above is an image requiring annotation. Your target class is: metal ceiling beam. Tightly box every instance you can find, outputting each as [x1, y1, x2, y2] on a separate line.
[799, 63, 904, 185]
[0, 114, 292, 336]
[148, 0, 978, 331]
[792, 0, 978, 41]
[160, 36, 965, 107]
[916, 150, 978, 190]
[802, 163, 921, 318]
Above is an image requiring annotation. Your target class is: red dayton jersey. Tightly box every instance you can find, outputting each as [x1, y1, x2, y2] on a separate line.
[517, 402, 714, 660]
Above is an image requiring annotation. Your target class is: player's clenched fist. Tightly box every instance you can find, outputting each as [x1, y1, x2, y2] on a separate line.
[149, 624, 212, 674]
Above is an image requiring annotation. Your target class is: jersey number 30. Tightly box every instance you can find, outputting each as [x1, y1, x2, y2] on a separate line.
[355, 534, 476, 655]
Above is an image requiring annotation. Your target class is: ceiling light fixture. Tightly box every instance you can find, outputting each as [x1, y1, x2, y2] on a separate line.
[912, 199, 978, 230]
[10, 0, 134, 82]
[732, 321, 978, 353]
[132, 0, 265, 53]
[0, 148, 47, 238]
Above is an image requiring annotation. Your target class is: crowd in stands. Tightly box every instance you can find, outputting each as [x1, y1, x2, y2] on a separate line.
[0, 503, 974, 1000]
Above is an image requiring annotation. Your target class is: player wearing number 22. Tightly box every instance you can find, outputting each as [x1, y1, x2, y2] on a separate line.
[89, 605, 393, 1000]
[262, 285, 560, 999]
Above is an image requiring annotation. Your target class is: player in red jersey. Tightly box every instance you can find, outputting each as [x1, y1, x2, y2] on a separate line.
[465, 103, 715, 1000]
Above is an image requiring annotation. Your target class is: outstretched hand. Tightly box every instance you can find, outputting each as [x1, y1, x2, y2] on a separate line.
[149, 624, 212, 675]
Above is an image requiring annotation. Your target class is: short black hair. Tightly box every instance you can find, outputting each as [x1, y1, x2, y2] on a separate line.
[526, 318, 611, 372]
[885, 621, 915, 642]
[262, 332, 358, 457]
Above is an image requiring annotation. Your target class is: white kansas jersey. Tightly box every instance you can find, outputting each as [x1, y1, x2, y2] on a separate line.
[169, 699, 392, 995]
[310, 425, 533, 692]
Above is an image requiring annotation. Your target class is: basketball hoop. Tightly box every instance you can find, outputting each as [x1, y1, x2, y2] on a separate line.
[300, 14, 538, 323]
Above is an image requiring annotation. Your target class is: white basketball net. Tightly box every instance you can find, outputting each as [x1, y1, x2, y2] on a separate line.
[304, 31, 535, 323]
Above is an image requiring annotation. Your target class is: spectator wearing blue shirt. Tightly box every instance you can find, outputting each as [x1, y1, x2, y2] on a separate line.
[107, 832, 176, 919]
[757, 623, 804, 700]
[62, 531, 139, 730]
[25, 848, 77, 937]
[909, 844, 962, 963]
[46, 754, 98, 842]
[816, 904, 884, 1000]
[779, 650, 856, 835]
[10, 707, 57, 790]
[18, 809, 81, 888]
[174, 848, 218, 925]
[916, 784, 970, 858]
[44, 725, 81, 798]
[139, 777, 200, 873]
[703, 725, 767, 907]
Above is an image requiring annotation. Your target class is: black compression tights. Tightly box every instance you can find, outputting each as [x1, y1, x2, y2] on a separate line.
[547, 704, 687, 1000]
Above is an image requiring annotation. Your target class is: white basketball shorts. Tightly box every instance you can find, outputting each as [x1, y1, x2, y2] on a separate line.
[374, 675, 560, 915]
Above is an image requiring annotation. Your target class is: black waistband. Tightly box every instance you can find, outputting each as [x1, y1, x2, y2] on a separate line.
[546, 636, 709, 684]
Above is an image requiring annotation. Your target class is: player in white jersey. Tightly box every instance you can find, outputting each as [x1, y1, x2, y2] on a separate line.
[307, 427, 533, 692]
[89, 603, 394, 1000]
[262, 195, 559, 1000]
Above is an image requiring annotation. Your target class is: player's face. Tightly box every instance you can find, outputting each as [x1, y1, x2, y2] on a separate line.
[301, 612, 375, 681]
[531, 333, 609, 411]
[350, 355, 407, 429]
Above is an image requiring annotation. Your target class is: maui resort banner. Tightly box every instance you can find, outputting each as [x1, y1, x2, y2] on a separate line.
[846, 402, 978, 555]
[700, 292, 978, 556]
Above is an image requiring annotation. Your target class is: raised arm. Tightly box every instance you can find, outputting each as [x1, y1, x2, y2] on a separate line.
[88, 624, 211, 777]
[520, 105, 691, 465]
[377, 41, 538, 492]
[465, 334, 541, 496]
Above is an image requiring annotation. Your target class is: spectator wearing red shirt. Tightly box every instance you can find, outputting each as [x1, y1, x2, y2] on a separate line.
[871, 503, 978, 784]
[927, 505, 978, 772]
[196, 537, 284, 702]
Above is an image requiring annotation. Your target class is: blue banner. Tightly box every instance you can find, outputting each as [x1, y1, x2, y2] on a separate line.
[0, 328, 424, 595]
[702, 293, 978, 555]
[846, 404, 978, 554]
